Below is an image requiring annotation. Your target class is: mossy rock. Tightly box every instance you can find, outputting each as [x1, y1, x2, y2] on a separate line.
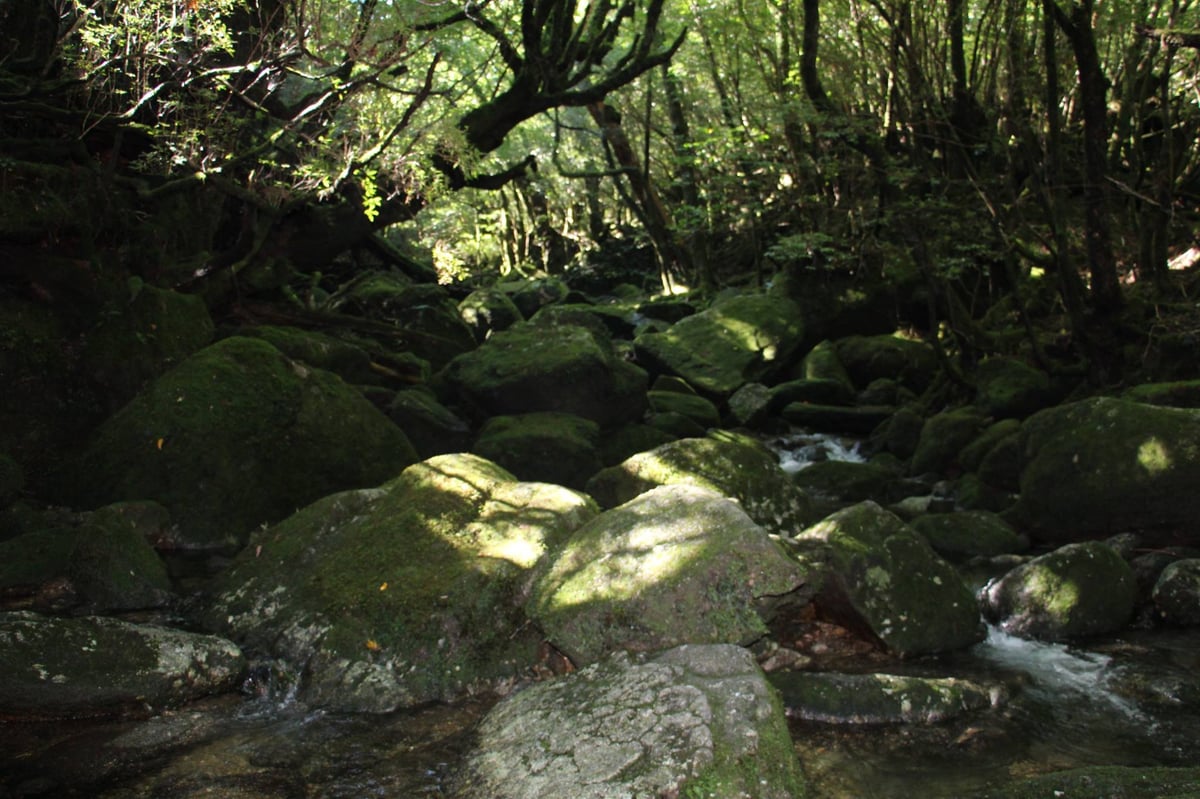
[973, 356, 1055, 419]
[528, 484, 810, 665]
[977, 432, 1022, 492]
[769, 378, 856, 410]
[83, 285, 215, 409]
[1013, 397, 1200, 543]
[910, 407, 989, 476]
[500, 276, 569, 318]
[960, 418, 1021, 473]
[1152, 559, 1200, 626]
[873, 405, 925, 460]
[453, 645, 807, 799]
[790, 460, 908, 504]
[198, 453, 597, 712]
[781, 403, 894, 435]
[240, 325, 381, 386]
[458, 288, 524, 342]
[531, 302, 636, 340]
[646, 389, 721, 429]
[771, 671, 1002, 724]
[634, 293, 805, 401]
[386, 387, 473, 458]
[799, 339, 854, 387]
[472, 412, 601, 491]
[727, 382, 774, 428]
[833, 334, 937, 393]
[981, 541, 1137, 641]
[436, 322, 648, 429]
[585, 430, 823, 537]
[910, 510, 1027, 562]
[0, 611, 245, 719]
[54, 337, 417, 551]
[1122, 379, 1200, 408]
[792, 501, 985, 655]
[597, 423, 676, 467]
[969, 766, 1200, 799]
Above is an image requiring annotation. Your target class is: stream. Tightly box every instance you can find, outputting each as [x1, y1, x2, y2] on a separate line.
[3, 432, 1198, 797]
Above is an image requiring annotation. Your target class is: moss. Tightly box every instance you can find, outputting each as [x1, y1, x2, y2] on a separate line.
[971, 766, 1200, 799]
[471, 412, 601, 490]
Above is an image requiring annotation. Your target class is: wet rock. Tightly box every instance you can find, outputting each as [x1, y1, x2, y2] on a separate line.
[0, 611, 244, 718]
[585, 430, 824, 537]
[1013, 397, 1200, 543]
[981, 541, 1137, 641]
[910, 511, 1028, 563]
[1152, 559, 1200, 626]
[772, 671, 1004, 724]
[634, 293, 805, 401]
[528, 484, 810, 665]
[969, 765, 1200, 799]
[436, 322, 647, 429]
[791, 501, 985, 656]
[471, 412, 601, 491]
[52, 337, 417, 551]
[451, 644, 807, 799]
[833, 334, 937, 394]
[197, 454, 597, 712]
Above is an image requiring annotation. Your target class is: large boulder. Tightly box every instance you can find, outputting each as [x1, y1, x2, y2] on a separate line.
[981, 541, 1137, 641]
[1013, 397, 1200, 543]
[972, 356, 1055, 419]
[197, 454, 597, 712]
[634, 294, 805, 400]
[459, 287, 524, 342]
[451, 644, 808, 799]
[528, 484, 810, 666]
[910, 510, 1027, 562]
[0, 612, 244, 719]
[385, 387, 473, 458]
[436, 322, 647, 429]
[52, 337, 417, 551]
[909, 407, 990, 476]
[585, 431, 824, 537]
[791, 501, 985, 655]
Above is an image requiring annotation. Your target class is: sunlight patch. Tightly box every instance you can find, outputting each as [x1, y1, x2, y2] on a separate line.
[1138, 437, 1172, 474]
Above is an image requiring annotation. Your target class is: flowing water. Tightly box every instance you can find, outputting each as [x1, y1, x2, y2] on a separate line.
[4, 431, 1198, 797]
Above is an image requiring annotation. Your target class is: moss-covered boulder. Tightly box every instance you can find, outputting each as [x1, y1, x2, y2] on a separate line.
[873, 405, 926, 460]
[585, 431, 823, 537]
[385, 387, 473, 458]
[771, 671, 1003, 724]
[1152, 559, 1200, 626]
[1013, 397, 1200, 543]
[972, 356, 1055, 420]
[451, 644, 807, 799]
[634, 294, 805, 401]
[0, 611, 244, 719]
[436, 322, 647, 429]
[981, 541, 1137, 641]
[459, 287, 524, 342]
[472, 412, 601, 491]
[240, 325, 389, 387]
[500, 276, 569, 318]
[769, 378, 857, 410]
[83, 285, 215, 409]
[197, 454, 597, 712]
[597, 423, 676, 467]
[646, 389, 721, 429]
[792, 501, 985, 655]
[54, 336, 417, 551]
[910, 510, 1027, 562]
[969, 766, 1200, 799]
[0, 502, 173, 613]
[834, 334, 937, 393]
[800, 339, 855, 387]
[727, 382, 774, 428]
[531, 302, 637, 340]
[910, 407, 990, 476]
[529, 485, 810, 665]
